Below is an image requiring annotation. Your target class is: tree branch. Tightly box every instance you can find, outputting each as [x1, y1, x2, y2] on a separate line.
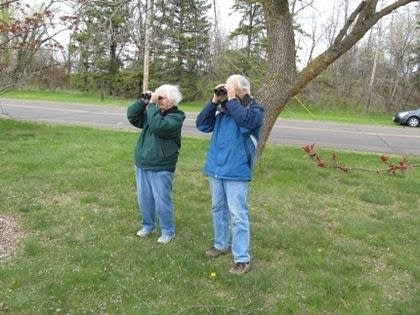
[332, 1, 365, 46]
[303, 144, 419, 175]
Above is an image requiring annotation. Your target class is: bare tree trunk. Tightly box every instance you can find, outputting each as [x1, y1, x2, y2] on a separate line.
[257, 0, 296, 156]
[305, 17, 323, 66]
[366, 31, 381, 113]
[245, 3, 257, 59]
[387, 67, 401, 111]
[109, 40, 117, 95]
[142, 0, 154, 91]
[366, 49, 379, 112]
[212, 0, 222, 52]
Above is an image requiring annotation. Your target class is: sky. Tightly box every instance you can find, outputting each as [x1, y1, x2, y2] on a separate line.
[210, 0, 347, 63]
[213, 0, 338, 33]
[212, 0, 241, 33]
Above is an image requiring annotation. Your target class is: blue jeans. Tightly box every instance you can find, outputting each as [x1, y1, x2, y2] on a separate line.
[208, 176, 250, 263]
[135, 166, 175, 237]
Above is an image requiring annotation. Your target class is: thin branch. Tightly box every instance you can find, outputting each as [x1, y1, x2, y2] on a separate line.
[303, 144, 418, 175]
[332, 1, 365, 46]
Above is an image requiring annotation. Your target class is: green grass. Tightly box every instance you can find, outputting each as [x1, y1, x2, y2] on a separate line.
[1, 119, 419, 314]
[1, 89, 395, 125]
[280, 101, 393, 125]
[2, 89, 130, 106]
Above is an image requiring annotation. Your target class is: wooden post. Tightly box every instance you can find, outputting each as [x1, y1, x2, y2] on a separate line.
[142, 0, 154, 91]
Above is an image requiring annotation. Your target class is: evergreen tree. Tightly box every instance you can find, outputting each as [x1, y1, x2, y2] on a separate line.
[69, 0, 131, 95]
[229, 0, 266, 59]
[151, 0, 211, 100]
[210, 0, 267, 88]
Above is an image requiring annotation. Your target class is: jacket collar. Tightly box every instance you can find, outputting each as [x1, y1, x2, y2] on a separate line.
[240, 94, 253, 106]
[160, 106, 179, 116]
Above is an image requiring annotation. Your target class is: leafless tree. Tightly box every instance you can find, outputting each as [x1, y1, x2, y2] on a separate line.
[0, 0, 77, 94]
[257, 0, 418, 154]
[366, 25, 382, 112]
[384, 6, 418, 111]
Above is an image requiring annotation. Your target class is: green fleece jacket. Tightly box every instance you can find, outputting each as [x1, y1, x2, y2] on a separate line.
[127, 100, 185, 172]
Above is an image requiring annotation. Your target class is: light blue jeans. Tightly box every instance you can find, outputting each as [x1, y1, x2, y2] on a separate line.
[208, 176, 250, 263]
[135, 166, 175, 237]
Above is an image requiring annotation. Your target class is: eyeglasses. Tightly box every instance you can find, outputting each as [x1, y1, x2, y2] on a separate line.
[157, 96, 165, 100]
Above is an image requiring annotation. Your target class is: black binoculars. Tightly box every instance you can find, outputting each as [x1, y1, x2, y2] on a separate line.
[141, 92, 152, 100]
[214, 87, 227, 96]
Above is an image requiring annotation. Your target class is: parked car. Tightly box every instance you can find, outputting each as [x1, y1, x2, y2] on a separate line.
[393, 108, 420, 127]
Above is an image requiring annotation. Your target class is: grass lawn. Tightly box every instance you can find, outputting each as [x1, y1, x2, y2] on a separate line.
[0, 119, 419, 314]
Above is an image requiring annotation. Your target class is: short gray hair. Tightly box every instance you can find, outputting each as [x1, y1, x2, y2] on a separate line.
[226, 74, 251, 94]
[155, 84, 183, 105]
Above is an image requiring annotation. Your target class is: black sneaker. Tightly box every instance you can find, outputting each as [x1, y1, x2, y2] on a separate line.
[229, 262, 251, 275]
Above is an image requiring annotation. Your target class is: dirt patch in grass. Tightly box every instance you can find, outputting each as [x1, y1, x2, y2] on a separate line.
[0, 215, 25, 263]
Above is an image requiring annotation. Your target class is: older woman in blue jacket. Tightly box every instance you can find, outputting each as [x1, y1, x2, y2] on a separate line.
[196, 75, 264, 275]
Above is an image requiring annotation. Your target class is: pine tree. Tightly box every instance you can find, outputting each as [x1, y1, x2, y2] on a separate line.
[151, 0, 211, 100]
[213, 0, 267, 91]
[229, 0, 266, 59]
[69, 0, 130, 95]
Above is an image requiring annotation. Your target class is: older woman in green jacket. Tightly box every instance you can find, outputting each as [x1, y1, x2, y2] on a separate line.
[127, 84, 185, 244]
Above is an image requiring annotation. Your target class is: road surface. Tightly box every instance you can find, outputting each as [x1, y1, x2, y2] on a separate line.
[1, 98, 419, 156]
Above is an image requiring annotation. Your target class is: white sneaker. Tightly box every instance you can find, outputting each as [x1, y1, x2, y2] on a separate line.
[136, 228, 155, 237]
[157, 234, 175, 244]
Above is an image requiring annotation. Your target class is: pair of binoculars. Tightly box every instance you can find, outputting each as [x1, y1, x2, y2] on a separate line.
[141, 92, 152, 100]
[214, 87, 227, 96]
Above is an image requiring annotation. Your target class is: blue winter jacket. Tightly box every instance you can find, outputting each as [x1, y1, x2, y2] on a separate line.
[196, 95, 264, 181]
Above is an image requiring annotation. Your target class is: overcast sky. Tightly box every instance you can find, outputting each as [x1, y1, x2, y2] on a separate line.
[213, 0, 241, 33]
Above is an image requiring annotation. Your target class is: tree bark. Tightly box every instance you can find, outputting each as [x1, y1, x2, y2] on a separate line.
[257, 0, 296, 155]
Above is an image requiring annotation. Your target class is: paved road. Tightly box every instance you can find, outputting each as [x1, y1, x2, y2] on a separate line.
[1, 98, 419, 156]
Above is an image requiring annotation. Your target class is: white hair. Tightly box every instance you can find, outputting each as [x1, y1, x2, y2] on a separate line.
[226, 74, 251, 94]
[155, 84, 183, 105]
